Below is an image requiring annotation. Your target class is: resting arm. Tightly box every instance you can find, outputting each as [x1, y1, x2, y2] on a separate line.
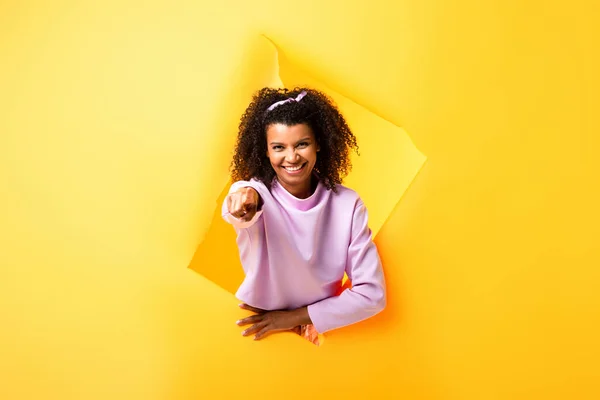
[306, 200, 387, 333]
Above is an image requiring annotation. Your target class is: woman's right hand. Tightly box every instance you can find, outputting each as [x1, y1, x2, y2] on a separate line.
[226, 187, 261, 222]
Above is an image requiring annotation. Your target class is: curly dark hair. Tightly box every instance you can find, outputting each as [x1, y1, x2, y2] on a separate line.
[230, 87, 359, 192]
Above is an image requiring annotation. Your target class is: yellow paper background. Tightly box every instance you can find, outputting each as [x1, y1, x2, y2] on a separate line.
[1, 1, 599, 399]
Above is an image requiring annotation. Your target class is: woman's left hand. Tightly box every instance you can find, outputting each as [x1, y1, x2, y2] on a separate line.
[236, 303, 310, 340]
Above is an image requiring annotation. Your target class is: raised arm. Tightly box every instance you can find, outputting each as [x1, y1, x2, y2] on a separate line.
[306, 200, 387, 333]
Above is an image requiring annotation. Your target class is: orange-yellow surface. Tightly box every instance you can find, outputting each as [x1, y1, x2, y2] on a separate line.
[1, 1, 599, 399]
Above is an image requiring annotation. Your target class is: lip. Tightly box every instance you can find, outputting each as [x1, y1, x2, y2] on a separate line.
[281, 162, 307, 175]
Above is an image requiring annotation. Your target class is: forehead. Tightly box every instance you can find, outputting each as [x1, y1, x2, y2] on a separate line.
[266, 123, 314, 142]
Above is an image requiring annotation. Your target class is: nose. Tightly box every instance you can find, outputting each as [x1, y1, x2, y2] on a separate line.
[285, 148, 300, 163]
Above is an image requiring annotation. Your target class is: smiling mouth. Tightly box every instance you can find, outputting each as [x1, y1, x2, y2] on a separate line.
[282, 163, 306, 174]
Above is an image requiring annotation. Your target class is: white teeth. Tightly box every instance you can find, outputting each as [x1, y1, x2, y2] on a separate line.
[284, 164, 303, 171]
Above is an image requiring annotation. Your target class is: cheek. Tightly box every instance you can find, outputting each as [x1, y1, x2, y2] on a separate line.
[304, 148, 318, 162]
[267, 151, 283, 165]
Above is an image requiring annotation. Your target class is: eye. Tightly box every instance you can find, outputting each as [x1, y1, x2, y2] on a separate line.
[272, 145, 284, 151]
[297, 142, 309, 148]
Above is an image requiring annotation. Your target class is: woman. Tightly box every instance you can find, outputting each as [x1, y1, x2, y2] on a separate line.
[222, 87, 386, 345]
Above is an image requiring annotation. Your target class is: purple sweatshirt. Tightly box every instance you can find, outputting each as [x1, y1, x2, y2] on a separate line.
[222, 178, 386, 333]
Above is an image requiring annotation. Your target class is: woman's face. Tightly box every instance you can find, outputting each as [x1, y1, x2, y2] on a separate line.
[265, 123, 319, 197]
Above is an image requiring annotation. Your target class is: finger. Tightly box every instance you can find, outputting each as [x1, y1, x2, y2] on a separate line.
[238, 303, 267, 314]
[237, 195, 253, 221]
[244, 188, 258, 206]
[236, 314, 263, 326]
[242, 321, 267, 337]
[245, 187, 258, 205]
[232, 209, 246, 219]
[231, 196, 247, 219]
[228, 194, 242, 216]
[242, 204, 256, 221]
[237, 208, 253, 222]
[231, 199, 254, 221]
[243, 201, 256, 214]
[254, 325, 274, 341]
[227, 193, 237, 214]
[226, 194, 233, 213]
[239, 210, 255, 222]
[240, 191, 249, 206]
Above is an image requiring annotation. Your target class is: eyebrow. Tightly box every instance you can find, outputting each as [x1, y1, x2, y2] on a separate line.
[269, 137, 312, 145]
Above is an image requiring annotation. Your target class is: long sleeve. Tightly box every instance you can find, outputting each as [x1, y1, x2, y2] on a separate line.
[221, 180, 265, 229]
[306, 200, 387, 333]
